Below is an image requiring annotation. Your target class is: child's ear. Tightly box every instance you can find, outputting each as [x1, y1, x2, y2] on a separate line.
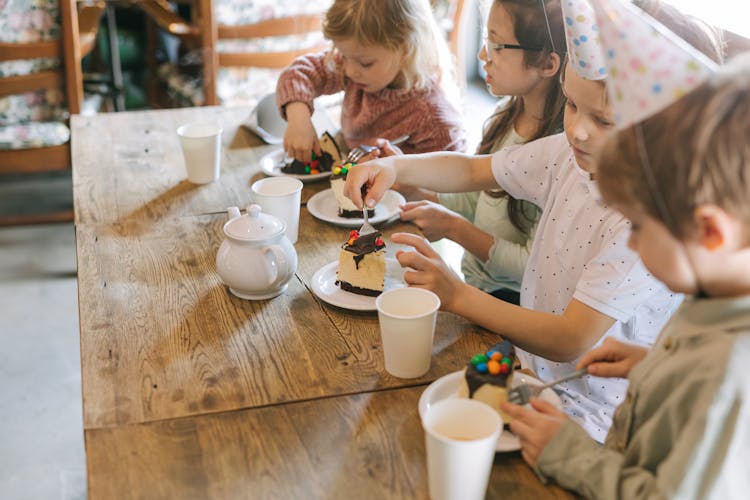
[693, 205, 742, 251]
[539, 52, 562, 79]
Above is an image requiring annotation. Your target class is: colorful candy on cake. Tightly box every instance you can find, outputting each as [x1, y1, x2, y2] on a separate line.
[281, 131, 341, 175]
[330, 161, 376, 219]
[456, 340, 515, 423]
[335, 229, 386, 296]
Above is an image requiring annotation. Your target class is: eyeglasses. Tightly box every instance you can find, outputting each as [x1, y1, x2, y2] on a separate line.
[482, 37, 543, 61]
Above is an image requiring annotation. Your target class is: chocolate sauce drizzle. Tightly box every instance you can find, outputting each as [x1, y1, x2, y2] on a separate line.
[343, 231, 384, 255]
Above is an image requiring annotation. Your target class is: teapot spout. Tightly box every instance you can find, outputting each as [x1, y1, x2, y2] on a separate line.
[227, 206, 242, 220]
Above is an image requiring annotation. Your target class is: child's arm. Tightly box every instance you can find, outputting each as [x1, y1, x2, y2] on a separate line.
[345, 152, 497, 209]
[499, 348, 750, 500]
[500, 399, 569, 466]
[364, 139, 440, 202]
[276, 51, 342, 162]
[576, 337, 649, 378]
[399, 200, 495, 261]
[392, 232, 616, 362]
[284, 101, 321, 162]
[499, 399, 633, 498]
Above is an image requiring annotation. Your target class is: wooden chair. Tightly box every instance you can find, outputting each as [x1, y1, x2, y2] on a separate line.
[0, 0, 103, 225]
[142, 0, 331, 108]
[143, 0, 468, 108]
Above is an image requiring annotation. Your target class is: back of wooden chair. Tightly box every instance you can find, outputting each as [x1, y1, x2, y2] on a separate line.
[143, 0, 329, 106]
[0, 0, 101, 225]
[206, 7, 328, 105]
[145, 0, 469, 107]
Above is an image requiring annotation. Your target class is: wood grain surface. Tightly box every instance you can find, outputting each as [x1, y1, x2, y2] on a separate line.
[73, 106, 575, 499]
[86, 386, 573, 499]
[76, 213, 499, 429]
[72, 106, 270, 225]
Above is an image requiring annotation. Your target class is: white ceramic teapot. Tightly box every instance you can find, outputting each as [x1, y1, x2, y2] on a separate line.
[216, 204, 298, 300]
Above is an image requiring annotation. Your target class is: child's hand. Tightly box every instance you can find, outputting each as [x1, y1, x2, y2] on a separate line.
[356, 149, 381, 164]
[399, 201, 461, 242]
[283, 102, 320, 162]
[577, 337, 649, 378]
[500, 398, 569, 468]
[374, 137, 404, 157]
[390, 232, 464, 311]
[344, 159, 398, 209]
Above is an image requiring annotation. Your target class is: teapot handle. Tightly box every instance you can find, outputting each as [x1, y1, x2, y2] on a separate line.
[263, 245, 291, 288]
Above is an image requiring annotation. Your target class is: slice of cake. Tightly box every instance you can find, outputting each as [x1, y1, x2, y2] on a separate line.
[335, 229, 386, 296]
[456, 340, 515, 423]
[330, 162, 376, 218]
[282, 131, 341, 175]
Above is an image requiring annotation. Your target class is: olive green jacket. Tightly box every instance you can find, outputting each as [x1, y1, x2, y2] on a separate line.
[537, 295, 750, 499]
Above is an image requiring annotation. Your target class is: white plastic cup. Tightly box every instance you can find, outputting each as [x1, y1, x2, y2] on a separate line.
[177, 123, 222, 184]
[422, 398, 501, 500]
[375, 287, 440, 378]
[250, 177, 303, 243]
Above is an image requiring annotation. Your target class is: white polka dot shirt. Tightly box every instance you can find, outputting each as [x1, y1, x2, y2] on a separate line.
[491, 133, 682, 442]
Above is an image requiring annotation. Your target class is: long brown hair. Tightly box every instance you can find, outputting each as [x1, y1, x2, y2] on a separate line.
[478, 0, 567, 233]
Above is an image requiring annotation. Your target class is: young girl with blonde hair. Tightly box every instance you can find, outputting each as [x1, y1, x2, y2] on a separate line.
[277, 0, 466, 162]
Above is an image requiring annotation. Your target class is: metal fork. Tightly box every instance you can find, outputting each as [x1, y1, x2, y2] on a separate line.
[359, 185, 377, 235]
[507, 368, 588, 405]
[345, 135, 409, 164]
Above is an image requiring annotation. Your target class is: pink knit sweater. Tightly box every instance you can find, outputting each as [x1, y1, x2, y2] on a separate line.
[276, 51, 467, 154]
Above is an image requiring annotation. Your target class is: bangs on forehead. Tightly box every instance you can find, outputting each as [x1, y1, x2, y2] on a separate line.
[324, 0, 406, 51]
[561, 62, 609, 110]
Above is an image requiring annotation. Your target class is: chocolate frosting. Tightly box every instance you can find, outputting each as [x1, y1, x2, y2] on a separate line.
[465, 340, 515, 398]
[343, 231, 384, 255]
[282, 132, 341, 174]
[282, 152, 334, 174]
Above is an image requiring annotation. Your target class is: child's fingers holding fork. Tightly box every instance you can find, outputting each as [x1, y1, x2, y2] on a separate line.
[344, 159, 397, 209]
[501, 399, 569, 468]
[576, 337, 650, 379]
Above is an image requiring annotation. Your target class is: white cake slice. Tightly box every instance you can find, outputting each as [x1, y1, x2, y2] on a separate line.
[335, 230, 386, 296]
[330, 162, 376, 218]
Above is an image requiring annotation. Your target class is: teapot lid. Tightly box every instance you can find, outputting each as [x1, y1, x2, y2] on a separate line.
[224, 204, 285, 241]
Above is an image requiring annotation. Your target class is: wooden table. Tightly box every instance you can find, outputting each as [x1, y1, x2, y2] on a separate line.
[71, 107, 573, 499]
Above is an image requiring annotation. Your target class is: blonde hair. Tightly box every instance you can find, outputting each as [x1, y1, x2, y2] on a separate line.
[323, 0, 457, 95]
[597, 54, 750, 238]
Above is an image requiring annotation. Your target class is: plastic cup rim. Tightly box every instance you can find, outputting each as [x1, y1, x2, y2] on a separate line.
[423, 399, 502, 444]
[376, 287, 440, 320]
[177, 122, 223, 138]
[251, 177, 304, 197]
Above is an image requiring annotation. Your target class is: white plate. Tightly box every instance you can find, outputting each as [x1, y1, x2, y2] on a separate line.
[311, 258, 406, 311]
[307, 189, 406, 227]
[260, 149, 333, 182]
[418, 370, 563, 452]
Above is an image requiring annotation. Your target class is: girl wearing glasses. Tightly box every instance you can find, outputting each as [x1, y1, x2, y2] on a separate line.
[397, 0, 566, 305]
